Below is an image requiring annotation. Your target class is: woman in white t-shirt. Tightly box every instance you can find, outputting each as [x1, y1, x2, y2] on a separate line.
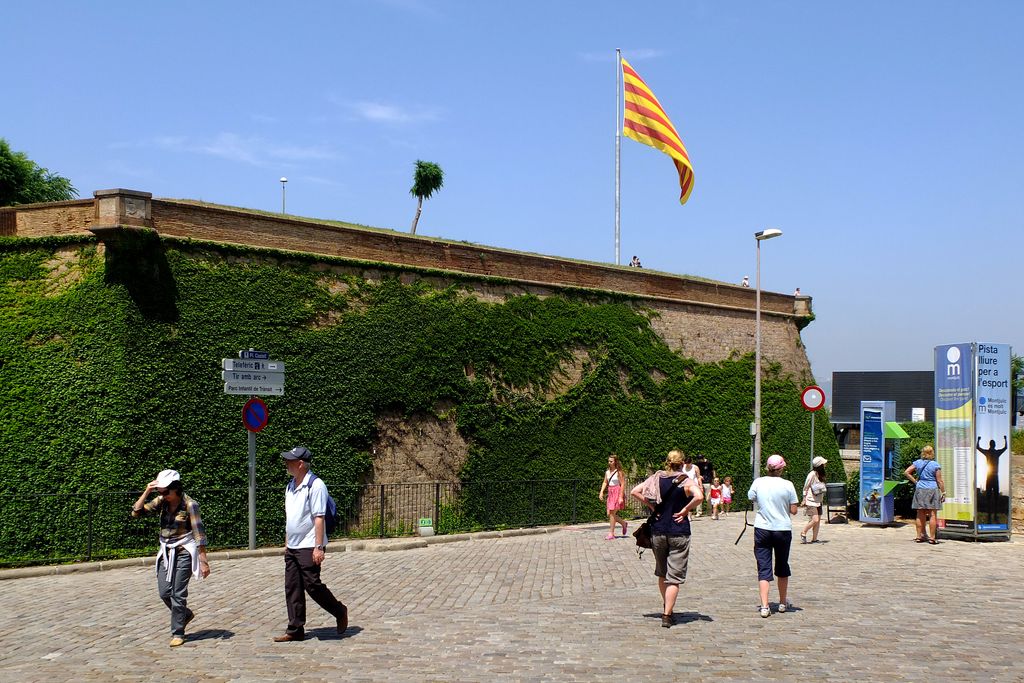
[747, 454, 799, 618]
[599, 454, 628, 540]
[800, 457, 828, 543]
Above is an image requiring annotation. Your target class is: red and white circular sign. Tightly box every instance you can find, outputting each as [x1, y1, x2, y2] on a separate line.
[801, 385, 825, 412]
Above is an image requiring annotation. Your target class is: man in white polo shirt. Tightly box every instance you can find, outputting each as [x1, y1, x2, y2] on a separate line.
[273, 446, 348, 642]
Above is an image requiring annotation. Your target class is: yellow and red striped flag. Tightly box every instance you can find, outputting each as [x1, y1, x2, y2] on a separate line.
[621, 57, 694, 205]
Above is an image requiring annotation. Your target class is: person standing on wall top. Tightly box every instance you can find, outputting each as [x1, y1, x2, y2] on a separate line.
[131, 469, 210, 647]
[629, 255, 643, 268]
[274, 446, 349, 642]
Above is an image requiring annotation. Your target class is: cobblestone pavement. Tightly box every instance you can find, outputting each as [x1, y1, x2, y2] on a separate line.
[1, 516, 1022, 682]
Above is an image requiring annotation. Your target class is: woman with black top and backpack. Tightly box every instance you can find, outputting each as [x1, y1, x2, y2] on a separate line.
[630, 450, 704, 628]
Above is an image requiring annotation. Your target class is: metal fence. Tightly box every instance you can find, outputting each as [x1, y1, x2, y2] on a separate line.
[0, 480, 650, 567]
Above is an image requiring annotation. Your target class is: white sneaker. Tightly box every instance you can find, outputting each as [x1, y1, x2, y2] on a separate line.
[759, 606, 771, 618]
[777, 602, 791, 613]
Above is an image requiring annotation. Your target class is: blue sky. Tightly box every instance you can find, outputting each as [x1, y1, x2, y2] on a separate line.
[5, 1, 1022, 393]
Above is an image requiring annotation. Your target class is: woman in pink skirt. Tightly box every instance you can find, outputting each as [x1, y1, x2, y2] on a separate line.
[599, 454, 628, 539]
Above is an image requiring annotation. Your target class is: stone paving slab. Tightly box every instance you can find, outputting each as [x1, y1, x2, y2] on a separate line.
[0, 517, 1022, 681]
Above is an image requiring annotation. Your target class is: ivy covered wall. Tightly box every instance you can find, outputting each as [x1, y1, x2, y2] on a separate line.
[0, 233, 840, 561]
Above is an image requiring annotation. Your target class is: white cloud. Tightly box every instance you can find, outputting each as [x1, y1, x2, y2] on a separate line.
[338, 99, 441, 125]
[299, 175, 346, 188]
[147, 133, 337, 167]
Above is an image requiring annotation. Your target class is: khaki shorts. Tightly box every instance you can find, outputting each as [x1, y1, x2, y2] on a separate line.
[652, 534, 691, 585]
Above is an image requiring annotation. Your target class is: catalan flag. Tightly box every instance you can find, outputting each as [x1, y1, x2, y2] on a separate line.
[621, 57, 694, 205]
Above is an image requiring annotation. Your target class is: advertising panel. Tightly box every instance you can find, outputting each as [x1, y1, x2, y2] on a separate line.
[934, 344, 974, 531]
[859, 403, 885, 523]
[974, 344, 1011, 532]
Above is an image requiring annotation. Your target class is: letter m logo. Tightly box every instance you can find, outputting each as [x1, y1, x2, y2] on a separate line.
[947, 363, 960, 376]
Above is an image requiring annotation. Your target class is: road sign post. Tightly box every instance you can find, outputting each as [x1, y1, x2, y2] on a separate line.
[801, 385, 826, 467]
[248, 430, 256, 550]
[222, 351, 286, 550]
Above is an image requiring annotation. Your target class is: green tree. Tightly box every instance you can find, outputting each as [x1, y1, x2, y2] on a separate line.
[0, 138, 78, 206]
[1013, 353, 1022, 415]
[409, 160, 443, 235]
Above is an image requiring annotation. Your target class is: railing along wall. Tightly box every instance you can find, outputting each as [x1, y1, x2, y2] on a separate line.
[0, 480, 651, 567]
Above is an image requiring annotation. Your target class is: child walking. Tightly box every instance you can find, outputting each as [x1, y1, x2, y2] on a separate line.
[721, 476, 734, 516]
[709, 477, 723, 519]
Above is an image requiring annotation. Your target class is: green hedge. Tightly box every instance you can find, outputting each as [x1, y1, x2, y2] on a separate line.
[0, 234, 840, 562]
[845, 421, 935, 517]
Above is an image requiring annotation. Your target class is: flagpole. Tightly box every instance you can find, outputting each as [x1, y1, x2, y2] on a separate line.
[615, 48, 622, 266]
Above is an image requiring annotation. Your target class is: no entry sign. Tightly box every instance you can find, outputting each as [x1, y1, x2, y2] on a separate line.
[242, 397, 269, 432]
[801, 385, 825, 412]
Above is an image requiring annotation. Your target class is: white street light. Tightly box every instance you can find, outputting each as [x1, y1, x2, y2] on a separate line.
[753, 228, 783, 479]
[280, 177, 288, 214]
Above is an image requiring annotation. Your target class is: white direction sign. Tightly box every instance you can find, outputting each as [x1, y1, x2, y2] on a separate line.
[223, 358, 286, 372]
[224, 381, 285, 396]
[222, 357, 286, 396]
[222, 370, 286, 383]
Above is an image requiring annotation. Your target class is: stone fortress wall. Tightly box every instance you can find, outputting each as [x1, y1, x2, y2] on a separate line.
[2, 189, 815, 382]
[3, 189, 817, 533]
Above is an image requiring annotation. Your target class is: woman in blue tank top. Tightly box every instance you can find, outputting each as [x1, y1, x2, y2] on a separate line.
[630, 450, 704, 628]
[904, 444, 945, 544]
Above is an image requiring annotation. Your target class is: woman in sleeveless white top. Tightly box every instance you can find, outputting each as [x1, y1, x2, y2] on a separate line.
[600, 454, 628, 539]
[680, 456, 701, 516]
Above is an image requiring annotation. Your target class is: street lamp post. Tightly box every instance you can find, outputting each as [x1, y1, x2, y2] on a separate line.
[280, 177, 288, 214]
[753, 228, 782, 479]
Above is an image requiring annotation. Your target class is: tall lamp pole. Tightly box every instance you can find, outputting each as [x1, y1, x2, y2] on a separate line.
[754, 228, 782, 479]
[280, 177, 288, 214]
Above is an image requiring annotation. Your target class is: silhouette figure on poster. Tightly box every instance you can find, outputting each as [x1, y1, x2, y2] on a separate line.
[977, 436, 1008, 523]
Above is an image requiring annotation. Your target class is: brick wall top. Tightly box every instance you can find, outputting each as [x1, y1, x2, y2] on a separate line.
[1, 190, 810, 319]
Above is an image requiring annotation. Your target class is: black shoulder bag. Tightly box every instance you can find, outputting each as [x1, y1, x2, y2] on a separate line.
[633, 505, 660, 558]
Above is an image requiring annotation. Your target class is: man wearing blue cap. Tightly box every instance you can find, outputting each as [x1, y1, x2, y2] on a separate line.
[273, 446, 348, 642]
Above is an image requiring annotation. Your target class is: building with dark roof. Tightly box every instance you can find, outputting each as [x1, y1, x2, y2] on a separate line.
[830, 371, 934, 450]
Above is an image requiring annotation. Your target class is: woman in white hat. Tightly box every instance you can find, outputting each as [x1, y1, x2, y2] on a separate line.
[800, 457, 828, 543]
[747, 454, 799, 617]
[131, 469, 210, 647]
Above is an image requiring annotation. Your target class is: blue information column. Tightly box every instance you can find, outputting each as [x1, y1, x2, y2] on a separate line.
[860, 400, 896, 524]
[935, 342, 1013, 540]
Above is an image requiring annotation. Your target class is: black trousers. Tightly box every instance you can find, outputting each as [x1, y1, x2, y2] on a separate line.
[284, 548, 346, 636]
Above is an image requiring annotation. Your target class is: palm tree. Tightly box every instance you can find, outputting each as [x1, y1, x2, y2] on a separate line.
[409, 160, 444, 234]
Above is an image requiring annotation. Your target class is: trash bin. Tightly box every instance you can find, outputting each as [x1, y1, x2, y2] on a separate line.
[825, 482, 846, 523]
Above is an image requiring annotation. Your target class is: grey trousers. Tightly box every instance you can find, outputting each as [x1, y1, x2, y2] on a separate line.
[156, 550, 194, 636]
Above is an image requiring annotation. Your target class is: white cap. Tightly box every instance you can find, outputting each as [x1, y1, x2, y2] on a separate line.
[155, 469, 180, 487]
